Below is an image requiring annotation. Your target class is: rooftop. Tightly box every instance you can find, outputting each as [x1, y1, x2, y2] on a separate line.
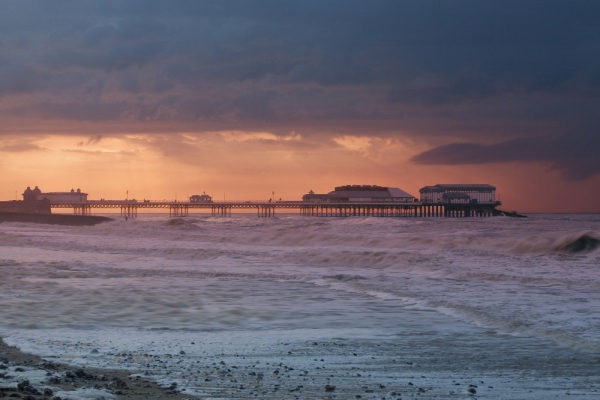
[435, 184, 496, 191]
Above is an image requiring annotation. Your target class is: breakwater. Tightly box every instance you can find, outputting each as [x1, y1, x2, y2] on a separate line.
[0, 200, 51, 214]
[0, 212, 113, 226]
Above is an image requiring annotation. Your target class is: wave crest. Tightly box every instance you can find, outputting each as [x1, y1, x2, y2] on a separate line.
[552, 232, 600, 253]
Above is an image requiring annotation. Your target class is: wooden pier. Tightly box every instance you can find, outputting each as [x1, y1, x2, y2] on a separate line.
[51, 200, 500, 218]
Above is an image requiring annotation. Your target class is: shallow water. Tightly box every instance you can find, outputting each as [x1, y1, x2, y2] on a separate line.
[1, 213, 599, 398]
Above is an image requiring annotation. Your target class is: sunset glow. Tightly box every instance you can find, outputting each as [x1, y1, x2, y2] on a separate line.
[1, 1, 599, 212]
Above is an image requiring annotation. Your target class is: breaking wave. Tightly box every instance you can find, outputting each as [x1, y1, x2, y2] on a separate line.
[552, 232, 600, 253]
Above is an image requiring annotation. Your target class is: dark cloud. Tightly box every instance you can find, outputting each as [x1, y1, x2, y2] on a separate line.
[119, 73, 141, 93]
[77, 135, 104, 147]
[2, 2, 597, 91]
[27, 100, 126, 121]
[411, 131, 600, 180]
[0, 0, 599, 177]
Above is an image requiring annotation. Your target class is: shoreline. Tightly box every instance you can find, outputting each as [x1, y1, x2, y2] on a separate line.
[0, 338, 195, 399]
[3, 325, 600, 398]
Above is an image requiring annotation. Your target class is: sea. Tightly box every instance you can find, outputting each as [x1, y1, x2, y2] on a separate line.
[1, 213, 599, 399]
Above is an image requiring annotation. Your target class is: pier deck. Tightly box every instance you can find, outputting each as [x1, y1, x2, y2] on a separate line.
[50, 200, 499, 218]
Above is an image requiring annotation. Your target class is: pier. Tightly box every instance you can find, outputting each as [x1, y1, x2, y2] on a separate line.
[49, 200, 499, 218]
[14, 184, 505, 218]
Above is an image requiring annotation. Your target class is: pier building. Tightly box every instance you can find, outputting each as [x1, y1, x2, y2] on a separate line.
[190, 192, 213, 203]
[303, 185, 416, 203]
[22, 186, 42, 201]
[23, 186, 88, 204]
[419, 184, 496, 204]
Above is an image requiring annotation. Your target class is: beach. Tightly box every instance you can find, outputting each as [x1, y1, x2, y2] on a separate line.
[3, 317, 599, 399]
[1, 339, 191, 399]
[1, 214, 599, 399]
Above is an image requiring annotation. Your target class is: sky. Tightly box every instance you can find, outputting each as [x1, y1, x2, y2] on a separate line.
[1, 0, 599, 212]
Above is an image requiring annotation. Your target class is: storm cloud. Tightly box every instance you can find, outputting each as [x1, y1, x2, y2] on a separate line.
[411, 131, 600, 180]
[1, 0, 599, 178]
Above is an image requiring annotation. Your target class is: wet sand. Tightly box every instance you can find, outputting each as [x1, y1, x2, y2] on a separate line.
[1, 339, 194, 399]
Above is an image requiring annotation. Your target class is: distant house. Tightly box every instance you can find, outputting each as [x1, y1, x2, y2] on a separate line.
[23, 186, 88, 204]
[419, 184, 496, 204]
[303, 185, 416, 203]
[190, 192, 212, 203]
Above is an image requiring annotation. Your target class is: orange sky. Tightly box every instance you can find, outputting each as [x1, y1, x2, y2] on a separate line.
[2, 130, 599, 213]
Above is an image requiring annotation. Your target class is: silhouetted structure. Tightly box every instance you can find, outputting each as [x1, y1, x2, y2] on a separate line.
[22, 186, 42, 201]
[303, 185, 415, 203]
[8, 184, 505, 218]
[23, 186, 88, 204]
[190, 192, 213, 203]
[419, 184, 496, 204]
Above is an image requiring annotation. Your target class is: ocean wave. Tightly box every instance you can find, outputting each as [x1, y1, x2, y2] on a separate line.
[552, 232, 600, 253]
[310, 275, 600, 353]
[5, 215, 598, 257]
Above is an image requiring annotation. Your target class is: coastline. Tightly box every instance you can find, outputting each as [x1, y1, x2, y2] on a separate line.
[0, 338, 194, 399]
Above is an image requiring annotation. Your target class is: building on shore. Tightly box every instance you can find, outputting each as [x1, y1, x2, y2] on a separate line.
[190, 192, 213, 203]
[23, 186, 88, 204]
[0, 199, 51, 214]
[419, 184, 496, 204]
[22, 186, 42, 201]
[303, 185, 416, 203]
